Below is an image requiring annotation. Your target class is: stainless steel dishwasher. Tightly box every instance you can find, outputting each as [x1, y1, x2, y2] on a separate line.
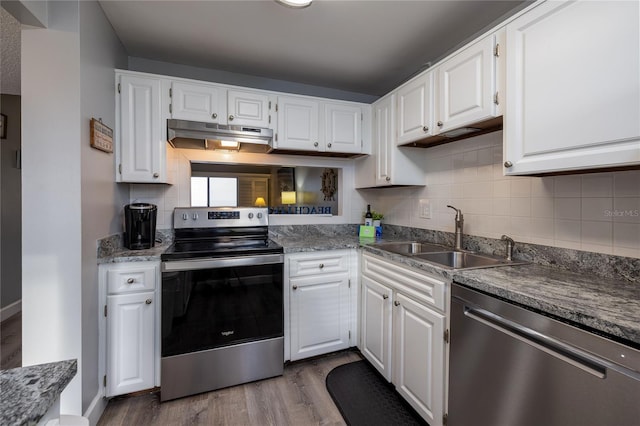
[449, 283, 640, 426]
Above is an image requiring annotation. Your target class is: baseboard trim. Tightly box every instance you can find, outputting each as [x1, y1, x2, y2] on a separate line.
[0, 299, 21, 322]
[84, 391, 107, 426]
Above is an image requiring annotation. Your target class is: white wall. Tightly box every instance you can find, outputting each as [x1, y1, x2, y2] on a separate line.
[22, 23, 83, 414]
[362, 131, 640, 258]
[22, 0, 127, 418]
[79, 0, 127, 415]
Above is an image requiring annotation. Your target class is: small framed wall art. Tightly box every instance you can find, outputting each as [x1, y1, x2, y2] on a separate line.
[0, 113, 7, 139]
[90, 118, 113, 153]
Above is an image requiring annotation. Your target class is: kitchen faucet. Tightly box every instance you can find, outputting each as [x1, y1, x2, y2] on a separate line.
[501, 235, 515, 261]
[447, 205, 464, 251]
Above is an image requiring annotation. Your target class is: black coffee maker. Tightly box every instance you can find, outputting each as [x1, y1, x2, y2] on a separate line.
[124, 203, 157, 250]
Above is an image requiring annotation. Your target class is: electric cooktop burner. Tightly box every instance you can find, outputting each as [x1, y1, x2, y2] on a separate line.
[161, 207, 283, 261]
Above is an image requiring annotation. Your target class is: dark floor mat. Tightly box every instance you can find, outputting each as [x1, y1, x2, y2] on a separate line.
[326, 360, 428, 426]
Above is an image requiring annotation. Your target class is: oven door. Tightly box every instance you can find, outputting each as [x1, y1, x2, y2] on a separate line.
[161, 254, 284, 358]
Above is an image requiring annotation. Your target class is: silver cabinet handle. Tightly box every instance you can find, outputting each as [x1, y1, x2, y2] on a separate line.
[127, 278, 134, 284]
[229, 114, 234, 121]
[313, 142, 319, 147]
[437, 121, 443, 127]
[153, 173, 159, 178]
[504, 161, 513, 168]
[327, 143, 332, 148]
[212, 113, 217, 119]
[394, 301, 400, 306]
[145, 299, 152, 305]
[319, 263, 324, 269]
[292, 285, 298, 290]
[422, 126, 429, 132]
[385, 176, 391, 182]
[382, 294, 389, 300]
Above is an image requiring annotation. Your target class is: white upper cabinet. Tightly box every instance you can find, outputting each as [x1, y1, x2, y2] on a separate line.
[116, 73, 168, 183]
[504, 0, 640, 175]
[274, 96, 365, 155]
[397, 71, 434, 145]
[227, 89, 273, 128]
[435, 31, 502, 134]
[361, 93, 426, 187]
[276, 96, 320, 151]
[324, 102, 362, 154]
[170, 81, 226, 123]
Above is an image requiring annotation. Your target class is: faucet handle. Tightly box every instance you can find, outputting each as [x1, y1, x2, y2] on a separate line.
[447, 205, 462, 219]
[501, 235, 515, 260]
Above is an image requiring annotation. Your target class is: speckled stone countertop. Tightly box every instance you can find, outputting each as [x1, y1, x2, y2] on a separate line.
[0, 359, 77, 425]
[452, 264, 640, 347]
[360, 242, 640, 348]
[97, 229, 172, 264]
[97, 225, 640, 347]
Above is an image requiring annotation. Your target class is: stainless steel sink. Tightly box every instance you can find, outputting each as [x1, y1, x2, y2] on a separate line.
[414, 251, 526, 270]
[373, 241, 450, 255]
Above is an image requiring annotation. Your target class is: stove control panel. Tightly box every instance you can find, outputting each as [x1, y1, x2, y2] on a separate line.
[173, 207, 269, 229]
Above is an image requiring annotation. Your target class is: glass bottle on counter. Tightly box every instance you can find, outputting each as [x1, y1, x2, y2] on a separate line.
[364, 204, 373, 226]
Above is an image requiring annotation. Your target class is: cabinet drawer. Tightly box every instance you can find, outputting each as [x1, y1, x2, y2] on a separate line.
[362, 253, 446, 312]
[288, 250, 350, 278]
[106, 264, 157, 294]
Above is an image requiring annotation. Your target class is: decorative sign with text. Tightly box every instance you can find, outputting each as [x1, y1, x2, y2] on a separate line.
[90, 118, 113, 153]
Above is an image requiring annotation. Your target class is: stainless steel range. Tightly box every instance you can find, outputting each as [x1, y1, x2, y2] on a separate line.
[160, 207, 284, 401]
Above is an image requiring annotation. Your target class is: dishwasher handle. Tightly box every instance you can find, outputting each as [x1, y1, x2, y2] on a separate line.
[464, 306, 609, 379]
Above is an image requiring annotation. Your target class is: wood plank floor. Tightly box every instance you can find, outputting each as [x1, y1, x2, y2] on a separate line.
[0, 312, 22, 370]
[98, 350, 363, 426]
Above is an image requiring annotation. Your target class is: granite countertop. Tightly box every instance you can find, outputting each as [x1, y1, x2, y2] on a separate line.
[0, 359, 77, 425]
[99, 230, 640, 348]
[360, 243, 640, 348]
[270, 235, 361, 253]
[97, 240, 172, 264]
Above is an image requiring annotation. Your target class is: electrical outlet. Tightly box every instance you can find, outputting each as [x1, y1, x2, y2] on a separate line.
[419, 199, 431, 219]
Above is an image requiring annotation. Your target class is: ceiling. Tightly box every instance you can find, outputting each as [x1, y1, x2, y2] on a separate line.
[99, 0, 529, 97]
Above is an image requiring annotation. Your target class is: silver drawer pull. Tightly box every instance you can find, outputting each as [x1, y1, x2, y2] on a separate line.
[292, 285, 298, 290]
[127, 278, 134, 284]
[394, 301, 400, 306]
[145, 299, 152, 305]
[383, 294, 389, 300]
[319, 263, 324, 269]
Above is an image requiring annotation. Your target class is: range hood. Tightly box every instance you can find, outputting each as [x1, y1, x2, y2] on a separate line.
[167, 119, 273, 153]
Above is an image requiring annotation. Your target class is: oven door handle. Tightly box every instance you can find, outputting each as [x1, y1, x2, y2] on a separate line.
[162, 254, 284, 272]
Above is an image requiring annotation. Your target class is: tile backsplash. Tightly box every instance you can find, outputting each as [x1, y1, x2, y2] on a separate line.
[364, 131, 639, 259]
[129, 131, 639, 259]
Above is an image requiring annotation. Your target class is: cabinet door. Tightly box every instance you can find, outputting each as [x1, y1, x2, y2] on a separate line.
[118, 74, 166, 183]
[227, 89, 272, 127]
[360, 275, 393, 381]
[171, 81, 225, 123]
[393, 292, 445, 426]
[436, 33, 498, 133]
[324, 103, 362, 154]
[504, 0, 640, 175]
[289, 272, 350, 361]
[106, 292, 155, 396]
[276, 96, 319, 151]
[397, 72, 433, 145]
[374, 95, 394, 186]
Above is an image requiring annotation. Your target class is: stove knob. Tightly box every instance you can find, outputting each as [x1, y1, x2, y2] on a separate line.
[182, 213, 188, 221]
[257, 212, 263, 219]
[192, 213, 198, 220]
[248, 213, 254, 219]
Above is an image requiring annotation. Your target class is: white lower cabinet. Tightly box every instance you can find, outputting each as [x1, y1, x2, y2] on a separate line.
[360, 252, 448, 426]
[100, 261, 160, 397]
[286, 249, 356, 361]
